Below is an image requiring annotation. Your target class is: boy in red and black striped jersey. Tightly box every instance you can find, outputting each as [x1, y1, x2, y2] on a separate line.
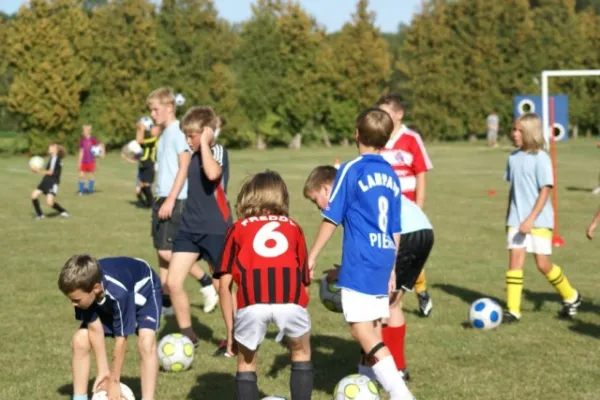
[214, 170, 313, 400]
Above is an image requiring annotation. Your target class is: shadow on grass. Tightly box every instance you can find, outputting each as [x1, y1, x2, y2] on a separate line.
[57, 376, 141, 398]
[565, 186, 594, 193]
[266, 333, 359, 395]
[126, 200, 152, 209]
[568, 320, 600, 340]
[432, 283, 504, 307]
[523, 289, 600, 315]
[188, 372, 238, 400]
[158, 314, 220, 347]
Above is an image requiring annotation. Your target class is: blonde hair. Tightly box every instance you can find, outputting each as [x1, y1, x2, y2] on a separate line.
[303, 165, 338, 198]
[236, 170, 289, 219]
[516, 113, 544, 152]
[355, 108, 394, 149]
[58, 255, 102, 294]
[146, 87, 176, 107]
[181, 106, 218, 133]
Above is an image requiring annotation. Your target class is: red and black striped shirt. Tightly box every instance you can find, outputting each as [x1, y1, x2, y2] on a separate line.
[214, 215, 310, 309]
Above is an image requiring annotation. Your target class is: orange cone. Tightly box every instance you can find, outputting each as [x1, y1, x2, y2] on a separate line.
[334, 158, 341, 169]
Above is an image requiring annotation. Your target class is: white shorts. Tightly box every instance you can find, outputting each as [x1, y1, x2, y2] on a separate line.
[506, 227, 552, 255]
[341, 288, 389, 323]
[234, 304, 311, 351]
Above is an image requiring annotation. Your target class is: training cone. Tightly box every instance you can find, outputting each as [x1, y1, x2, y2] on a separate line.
[552, 236, 565, 247]
[334, 158, 341, 169]
[488, 189, 496, 196]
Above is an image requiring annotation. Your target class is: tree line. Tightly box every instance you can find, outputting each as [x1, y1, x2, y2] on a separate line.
[0, 0, 599, 153]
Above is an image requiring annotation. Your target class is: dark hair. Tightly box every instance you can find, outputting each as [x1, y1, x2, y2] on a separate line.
[376, 93, 406, 112]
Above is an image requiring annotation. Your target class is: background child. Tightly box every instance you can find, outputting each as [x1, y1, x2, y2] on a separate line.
[166, 106, 231, 346]
[58, 255, 162, 400]
[136, 122, 160, 208]
[504, 112, 581, 322]
[586, 206, 600, 239]
[30, 143, 69, 219]
[307, 108, 415, 400]
[78, 125, 103, 195]
[376, 94, 434, 318]
[214, 170, 313, 400]
[304, 166, 434, 382]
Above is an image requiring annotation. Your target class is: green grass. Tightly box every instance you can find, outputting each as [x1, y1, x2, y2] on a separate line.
[1, 139, 600, 399]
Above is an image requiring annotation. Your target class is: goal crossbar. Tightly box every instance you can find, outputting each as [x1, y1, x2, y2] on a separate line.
[541, 69, 600, 143]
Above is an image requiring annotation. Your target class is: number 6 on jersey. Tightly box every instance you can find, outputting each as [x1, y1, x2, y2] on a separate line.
[253, 221, 289, 258]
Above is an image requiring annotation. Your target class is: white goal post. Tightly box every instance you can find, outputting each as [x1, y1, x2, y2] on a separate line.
[541, 69, 600, 144]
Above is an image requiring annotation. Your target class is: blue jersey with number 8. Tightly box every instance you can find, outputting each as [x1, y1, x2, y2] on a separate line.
[322, 154, 402, 296]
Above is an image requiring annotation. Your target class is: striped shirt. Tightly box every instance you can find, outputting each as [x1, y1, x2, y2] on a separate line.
[380, 125, 433, 201]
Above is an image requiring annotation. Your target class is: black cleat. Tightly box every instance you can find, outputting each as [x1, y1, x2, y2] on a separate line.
[417, 291, 432, 317]
[502, 311, 521, 324]
[557, 292, 582, 319]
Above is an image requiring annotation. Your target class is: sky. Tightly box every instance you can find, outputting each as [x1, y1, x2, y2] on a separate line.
[0, 0, 420, 33]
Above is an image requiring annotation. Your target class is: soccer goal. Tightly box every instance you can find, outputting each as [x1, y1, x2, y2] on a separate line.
[541, 69, 600, 247]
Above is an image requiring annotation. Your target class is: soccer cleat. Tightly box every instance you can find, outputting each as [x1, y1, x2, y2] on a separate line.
[162, 306, 175, 317]
[60, 212, 70, 218]
[400, 368, 410, 382]
[34, 215, 45, 220]
[213, 340, 238, 357]
[417, 291, 433, 317]
[200, 285, 219, 313]
[502, 310, 521, 324]
[558, 292, 582, 319]
[593, 187, 600, 195]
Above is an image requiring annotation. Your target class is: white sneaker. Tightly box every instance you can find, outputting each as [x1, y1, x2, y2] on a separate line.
[593, 187, 600, 195]
[60, 212, 70, 218]
[200, 285, 219, 313]
[162, 306, 174, 317]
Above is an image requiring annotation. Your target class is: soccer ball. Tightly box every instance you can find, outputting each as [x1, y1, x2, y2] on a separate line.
[469, 297, 503, 330]
[126, 140, 143, 157]
[91, 382, 135, 400]
[29, 156, 45, 170]
[157, 333, 195, 372]
[334, 374, 380, 400]
[91, 144, 103, 157]
[175, 93, 186, 107]
[319, 276, 343, 313]
[139, 116, 154, 131]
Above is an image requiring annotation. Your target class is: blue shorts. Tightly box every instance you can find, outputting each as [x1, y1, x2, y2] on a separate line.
[172, 230, 226, 266]
[78, 280, 162, 337]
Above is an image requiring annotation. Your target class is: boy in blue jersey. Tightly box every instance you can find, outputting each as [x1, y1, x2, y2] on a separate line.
[58, 255, 162, 400]
[307, 108, 415, 400]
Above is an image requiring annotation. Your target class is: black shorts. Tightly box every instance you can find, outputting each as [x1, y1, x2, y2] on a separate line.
[37, 177, 58, 195]
[151, 198, 185, 251]
[395, 229, 434, 291]
[139, 164, 155, 184]
[172, 230, 226, 266]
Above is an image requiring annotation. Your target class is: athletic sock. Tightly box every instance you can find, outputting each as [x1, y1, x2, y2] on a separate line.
[235, 371, 259, 400]
[383, 325, 406, 370]
[506, 270, 523, 317]
[290, 361, 313, 400]
[546, 264, 577, 302]
[32, 199, 43, 217]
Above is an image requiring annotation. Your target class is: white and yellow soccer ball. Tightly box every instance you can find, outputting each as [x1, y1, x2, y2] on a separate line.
[157, 333, 195, 372]
[29, 156, 45, 170]
[334, 374, 380, 400]
[91, 144, 103, 157]
[174, 93, 186, 107]
[469, 297, 502, 330]
[91, 382, 135, 400]
[139, 116, 154, 131]
[319, 275, 343, 313]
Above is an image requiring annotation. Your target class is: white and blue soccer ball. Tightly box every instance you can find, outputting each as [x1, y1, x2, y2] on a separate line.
[90, 144, 103, 157]
[91, 382, 135, 400]
[157, 333, 195, 372]
[28, 155, 45, 170]
[139, 116, 154, 131]
[469, 298, 502, 330]
[175, 93, 186, 107]
[319, 275, 343, 313]
[334, 374, 380, 400]
[126, 140, 143, 157]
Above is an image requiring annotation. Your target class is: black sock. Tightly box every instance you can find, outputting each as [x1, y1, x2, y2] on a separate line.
[32, 199, 43, 217]
[290, 361, 313, 400]
[52, 202, 66, 213]
[199, 274, 212, 287]
[235, 371, 259, 400]
[162, 293, 172, 308]
[181, 326, 197, 342]
[142, 186, 154, 207]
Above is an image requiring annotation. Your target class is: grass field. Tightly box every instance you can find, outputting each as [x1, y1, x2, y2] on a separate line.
[1, 139, 600, 399]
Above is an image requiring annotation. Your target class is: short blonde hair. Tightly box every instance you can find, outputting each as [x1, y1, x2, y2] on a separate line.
[181, 106, 218, 133]
[58, 255, 102, 294]
[236, 170, 289, 219]
[516, 113, 544, 152]
[356, 108, 394, 149]
[146, 87, 176, 107]
[303, 165, 337, 198]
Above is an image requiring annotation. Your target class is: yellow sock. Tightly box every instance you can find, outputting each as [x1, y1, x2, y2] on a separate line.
[414, 270, 427, 293]
[546, 264, 577, 302]
[506, 270, 523, 316]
